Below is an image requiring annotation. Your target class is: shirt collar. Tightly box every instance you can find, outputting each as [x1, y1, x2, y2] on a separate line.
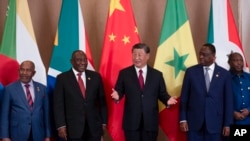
[135, 65, 147, 73]
[204, 63, 215, 71]
[72, 68, 85, 76]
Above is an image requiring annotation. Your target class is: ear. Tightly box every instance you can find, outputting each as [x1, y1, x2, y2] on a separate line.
[32, 71, 36, 77]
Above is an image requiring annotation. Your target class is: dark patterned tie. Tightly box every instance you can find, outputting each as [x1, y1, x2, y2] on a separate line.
[24, 84, 33, 110]
[204, 67, 210, 92]
[77, 72, 86, 98]
[138, 69, 144, 89]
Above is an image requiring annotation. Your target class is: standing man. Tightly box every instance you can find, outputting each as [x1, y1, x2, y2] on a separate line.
[53, 50, 107, 141]
[179, 43, 233, 141]
[228, 52, 250, 125]
[111, 43, 177, 141]
[0, 60, 51, 141]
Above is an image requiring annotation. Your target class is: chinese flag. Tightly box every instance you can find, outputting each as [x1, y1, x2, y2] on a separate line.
[99, 0, 140, 141]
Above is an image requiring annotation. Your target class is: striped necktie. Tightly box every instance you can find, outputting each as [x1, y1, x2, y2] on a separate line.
[24, 84, 33, 110]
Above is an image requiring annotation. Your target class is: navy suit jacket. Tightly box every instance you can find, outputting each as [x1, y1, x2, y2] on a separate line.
[115, 65, 170, 131]
[0, 80, 51, 141]
[53, 69, 107, 138]
[180, 64, 233, 133]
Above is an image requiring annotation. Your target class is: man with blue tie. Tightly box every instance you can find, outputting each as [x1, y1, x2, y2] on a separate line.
[179, 43, 234, 141]
[0, 60, 51, 141]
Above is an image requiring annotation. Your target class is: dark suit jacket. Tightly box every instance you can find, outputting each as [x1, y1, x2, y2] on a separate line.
[180, 64, 233, 134]
[0, 80, 51, 141]
[115, 65, 170, 131]
[53, 69, 107, 138]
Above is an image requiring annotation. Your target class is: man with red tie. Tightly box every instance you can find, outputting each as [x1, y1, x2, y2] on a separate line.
[111, 43, 177, 141]
[53, 50, 107, 141]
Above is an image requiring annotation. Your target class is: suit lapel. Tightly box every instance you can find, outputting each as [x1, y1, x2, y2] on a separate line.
[32, 82, 43, 111]
[144, 66, 152, 90]
[85, 70, 91, 99]
[197, 65, 208, 92]
[210, 64, 221, 90]
[131, 66, 142, 91]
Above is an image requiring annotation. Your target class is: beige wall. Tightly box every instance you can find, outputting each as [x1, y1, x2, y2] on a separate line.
[0, 0, 248, 140]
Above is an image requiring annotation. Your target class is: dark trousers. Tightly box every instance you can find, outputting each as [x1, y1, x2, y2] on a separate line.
[124, 114, 158, 141]
[187, 122, 221, 141]
[28, 129, 33, 141]
[124, 130, 158, 141]
[68, 121, 102, 141]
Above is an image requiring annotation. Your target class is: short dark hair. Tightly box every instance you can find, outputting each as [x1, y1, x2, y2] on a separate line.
[228, 52, 242, 63]
[203, 43, 216, 54]
[132, 43, 150, 54]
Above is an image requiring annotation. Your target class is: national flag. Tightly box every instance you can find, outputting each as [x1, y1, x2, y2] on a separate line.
[207, 0, 248, 71]
[154, 0, 197, 141]
[99, 0, 140, 140]
[0, 0, 46, 85]
[239, 0, 250, 63]
[47, 0, 94, 94]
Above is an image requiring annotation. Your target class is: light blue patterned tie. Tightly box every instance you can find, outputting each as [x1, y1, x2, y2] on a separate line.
[204, 67, 210, 92]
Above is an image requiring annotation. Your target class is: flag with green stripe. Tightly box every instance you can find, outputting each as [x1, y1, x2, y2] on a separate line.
[0, 0, 46, 85]
[154, 0, 197, 140]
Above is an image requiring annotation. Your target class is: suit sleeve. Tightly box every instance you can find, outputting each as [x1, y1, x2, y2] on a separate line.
[97, 74, 107, 124]
[43, 87, 52, 137]
[0, 87, 11, 138]
[158, 72, 170, 105]
[179, 69, 191, 121]
[115, 71, 125, 100]
[53, 75, 66, 129]
[223, 71, 234, 127]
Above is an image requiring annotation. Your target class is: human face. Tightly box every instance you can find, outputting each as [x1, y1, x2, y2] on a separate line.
[229, 53, 243, 74]
[198, 46, 215, 66]
[19, 61, 36, 83]
[132, 48, 149, 68]
[71, 51, 88, 72]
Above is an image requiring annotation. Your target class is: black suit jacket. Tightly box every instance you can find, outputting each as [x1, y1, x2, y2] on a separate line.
[53, 69, 107, 138]
[115, 65, 170, 131]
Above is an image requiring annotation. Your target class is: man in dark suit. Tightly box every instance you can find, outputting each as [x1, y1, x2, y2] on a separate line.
[53, 50, 107, 141]
[0, 60, 51, 141]
[111, 43, 177, 141]
[179, 43, 234, 141]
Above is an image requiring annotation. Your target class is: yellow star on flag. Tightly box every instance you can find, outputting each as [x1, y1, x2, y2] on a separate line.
[109, 0, 125, 16]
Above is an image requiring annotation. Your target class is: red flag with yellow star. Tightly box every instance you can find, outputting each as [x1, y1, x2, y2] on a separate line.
[99, 0, 140, 140]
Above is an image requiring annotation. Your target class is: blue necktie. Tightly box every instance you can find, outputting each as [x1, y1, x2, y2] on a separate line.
[204, 67, 210, 92]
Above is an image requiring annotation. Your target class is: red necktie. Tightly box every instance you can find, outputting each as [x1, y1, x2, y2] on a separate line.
[138, 69, 144, 89]
[24, 84, 33, 110]
[77, 72, 86, 98]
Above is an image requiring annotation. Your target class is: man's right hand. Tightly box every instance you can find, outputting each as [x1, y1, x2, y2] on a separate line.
[58, 127, 67, 141]
[2, 138, 11, 141]
[180, 121, 189, 132]
[111, 88, 119, 101]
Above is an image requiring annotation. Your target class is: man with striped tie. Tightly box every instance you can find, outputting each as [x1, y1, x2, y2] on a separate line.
[0, 60, 51, 141]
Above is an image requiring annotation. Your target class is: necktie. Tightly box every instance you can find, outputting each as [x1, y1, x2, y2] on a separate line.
[77, 72, 86, 98]
[204, 67, 210, 92]
[138, 69, 144, 89]
[24, 84, 33, 110]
